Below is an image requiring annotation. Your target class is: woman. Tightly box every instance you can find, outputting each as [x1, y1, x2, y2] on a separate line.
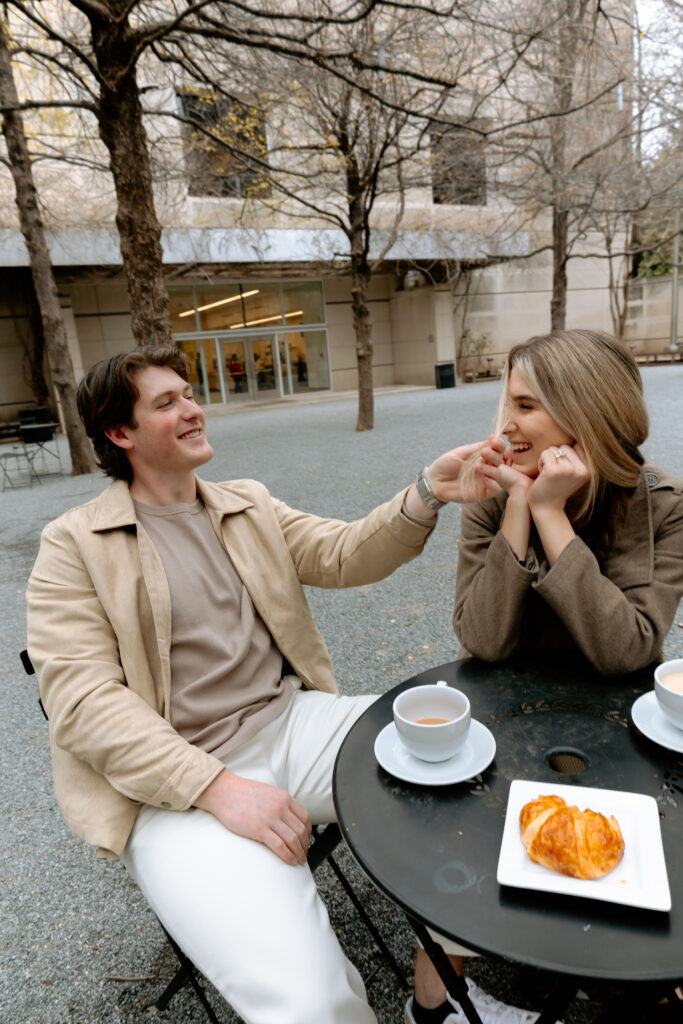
[407, 330, 683, 1024]
[454, 329, 683, 675]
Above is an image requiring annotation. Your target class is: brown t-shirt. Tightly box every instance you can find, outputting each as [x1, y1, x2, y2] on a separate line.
[134, 498, 291, 759]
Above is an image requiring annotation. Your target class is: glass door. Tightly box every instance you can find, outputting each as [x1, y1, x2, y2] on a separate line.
[250, 337, 278, 395]
[223, 342, 248, 400]
[220, 335, 280, 399]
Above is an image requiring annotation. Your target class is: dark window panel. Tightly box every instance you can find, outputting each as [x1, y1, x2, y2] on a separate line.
[430, 128, 487, 207]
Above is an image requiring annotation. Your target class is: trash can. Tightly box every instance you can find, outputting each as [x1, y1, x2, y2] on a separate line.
[434, 362, 455, 389]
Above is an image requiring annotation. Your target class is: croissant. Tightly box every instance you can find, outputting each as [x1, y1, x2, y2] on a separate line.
[519, 794, 624, 880]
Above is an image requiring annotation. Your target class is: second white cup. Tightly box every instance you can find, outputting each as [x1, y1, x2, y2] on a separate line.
[393, 680, 471, 762]
[654, 658, 683, 730]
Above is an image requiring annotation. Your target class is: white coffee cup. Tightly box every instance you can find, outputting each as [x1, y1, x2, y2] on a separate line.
[654, 658, 683, 730]
[393, 681, 471, 762]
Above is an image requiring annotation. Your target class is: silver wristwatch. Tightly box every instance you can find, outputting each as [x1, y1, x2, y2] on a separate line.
[416, 467, 446, 511]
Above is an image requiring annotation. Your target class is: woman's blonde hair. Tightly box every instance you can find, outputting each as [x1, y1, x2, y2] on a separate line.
[496, 330, 648, 524]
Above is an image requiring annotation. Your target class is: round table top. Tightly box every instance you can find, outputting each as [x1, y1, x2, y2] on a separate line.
[333, 654, 683, 983]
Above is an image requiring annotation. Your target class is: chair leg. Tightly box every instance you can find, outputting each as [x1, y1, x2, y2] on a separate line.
[155, 960, 192, 1011]
[157, 927, 222, 1023]
[152, 821, 408, 1022]
[326, 851, 409, 990]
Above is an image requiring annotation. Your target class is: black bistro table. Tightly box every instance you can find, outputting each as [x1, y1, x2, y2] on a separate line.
[333, 655, 683, 1024]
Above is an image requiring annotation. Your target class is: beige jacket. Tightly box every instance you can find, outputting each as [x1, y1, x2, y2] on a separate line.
[27, 477, 434, 857]
[454, 466, 683, 676]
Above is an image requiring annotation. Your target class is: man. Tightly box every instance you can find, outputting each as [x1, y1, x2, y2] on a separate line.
[27, 345, 502, 1024]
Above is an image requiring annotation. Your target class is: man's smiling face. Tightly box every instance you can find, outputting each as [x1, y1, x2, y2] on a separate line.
[123, 364, 214, 478]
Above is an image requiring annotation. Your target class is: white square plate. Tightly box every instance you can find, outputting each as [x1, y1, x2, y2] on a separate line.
[497, 780, 671, 912]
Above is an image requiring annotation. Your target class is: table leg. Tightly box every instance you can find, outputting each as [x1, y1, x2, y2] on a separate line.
[534, 977, 578, 1024]
[406, 916, 484, 1024]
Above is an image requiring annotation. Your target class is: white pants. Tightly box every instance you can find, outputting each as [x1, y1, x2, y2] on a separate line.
[122, 688, 378, 1024]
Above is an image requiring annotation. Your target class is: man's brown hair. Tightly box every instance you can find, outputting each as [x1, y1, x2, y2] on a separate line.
[77, 345, 190, 482]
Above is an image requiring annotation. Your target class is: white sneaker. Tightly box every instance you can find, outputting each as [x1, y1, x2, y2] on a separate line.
[405, 993, 462, 1024]
[405, 977, 559, 1024]
[455, 976, 559, 1024]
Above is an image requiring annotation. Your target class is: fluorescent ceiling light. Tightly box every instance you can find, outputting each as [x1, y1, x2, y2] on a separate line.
[178, 289, 260, 318]
[230, 310, 304, 329]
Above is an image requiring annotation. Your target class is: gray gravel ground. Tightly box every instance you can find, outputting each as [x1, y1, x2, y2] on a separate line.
[2, 366, 682, 1024]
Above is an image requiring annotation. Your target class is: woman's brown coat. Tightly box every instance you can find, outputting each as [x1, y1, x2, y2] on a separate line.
[454, 466, 683, 676]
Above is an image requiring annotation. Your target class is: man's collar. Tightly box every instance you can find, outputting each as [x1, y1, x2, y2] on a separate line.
[90, 476, 253, 531]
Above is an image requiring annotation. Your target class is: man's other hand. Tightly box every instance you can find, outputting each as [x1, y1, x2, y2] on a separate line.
[194, 770, 312, 865]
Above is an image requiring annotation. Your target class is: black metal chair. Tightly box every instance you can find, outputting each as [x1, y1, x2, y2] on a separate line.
[21, 649, 407, 1021]
[19, 406, 52, 425]
[18, 417, 63, 477]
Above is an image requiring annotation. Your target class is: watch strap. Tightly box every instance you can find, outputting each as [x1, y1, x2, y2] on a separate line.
[416, 467, 446, 511]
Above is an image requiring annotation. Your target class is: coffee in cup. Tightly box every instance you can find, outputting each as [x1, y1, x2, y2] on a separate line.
[654, 659, 683, 730]
[393, 681, 470, 762]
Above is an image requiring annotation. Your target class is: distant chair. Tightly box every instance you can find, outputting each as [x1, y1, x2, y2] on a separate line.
[19, 405, 51, 425]
[19, 409, 63, 477]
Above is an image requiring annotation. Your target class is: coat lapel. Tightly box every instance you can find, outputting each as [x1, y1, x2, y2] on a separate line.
[604, 473, 653, 589]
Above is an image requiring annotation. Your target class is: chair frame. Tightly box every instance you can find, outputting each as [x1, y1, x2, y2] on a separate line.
[21, 649, 407, 1022]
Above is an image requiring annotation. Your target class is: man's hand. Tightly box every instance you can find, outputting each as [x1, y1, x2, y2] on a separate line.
[427, 435, 506, 503]
[194, 770, 312, 866]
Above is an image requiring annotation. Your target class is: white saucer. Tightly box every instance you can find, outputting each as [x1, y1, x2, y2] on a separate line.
[631, 690, 683, 753]
[374, 719, 496, 786]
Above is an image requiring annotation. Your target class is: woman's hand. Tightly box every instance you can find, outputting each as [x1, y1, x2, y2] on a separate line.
[476, 441, 533, 500]
[528, 443, 590, 515]
[475, 441, 534, 559]
[527, 443, 591, 566]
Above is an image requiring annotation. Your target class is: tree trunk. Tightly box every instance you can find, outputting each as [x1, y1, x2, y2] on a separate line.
[550, 205, 568, 331]
[0, 22, 96, 475]
[5, 269, 50, 405]
[25, 273, 50, 404]
[351, 257, 374, 431]
[90, 9, 172, 347]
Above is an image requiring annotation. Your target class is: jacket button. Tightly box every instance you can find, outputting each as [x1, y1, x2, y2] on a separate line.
[161, 801, 172, 809]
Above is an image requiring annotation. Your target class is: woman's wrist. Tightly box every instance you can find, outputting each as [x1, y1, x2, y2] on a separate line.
[505, 484, 532, 507]
[501, 489, 532, 561]
[531, 505, 576, 565]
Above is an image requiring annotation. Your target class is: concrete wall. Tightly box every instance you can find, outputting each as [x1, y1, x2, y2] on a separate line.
[390, 287, 454, 387]
[625, 275, 682, 353]
[323, 275, 396, 391]
[455, 250, 618, 375]
[68, 281, 135, 368]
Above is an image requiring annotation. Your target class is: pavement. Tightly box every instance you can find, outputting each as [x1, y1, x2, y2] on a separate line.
[2, 365, 682, 1024]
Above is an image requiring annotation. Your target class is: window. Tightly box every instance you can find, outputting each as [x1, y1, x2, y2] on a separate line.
[177, 92, 270, 199]
[430, 126, 486, 206]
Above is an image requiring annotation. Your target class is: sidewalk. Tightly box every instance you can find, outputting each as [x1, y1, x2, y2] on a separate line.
[2, 367, 682, 1024]
[201, 382, 433, 417]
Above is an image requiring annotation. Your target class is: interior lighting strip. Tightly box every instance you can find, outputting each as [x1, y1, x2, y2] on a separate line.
[229, 310, 304, 329]
[178, 289, 260, 318]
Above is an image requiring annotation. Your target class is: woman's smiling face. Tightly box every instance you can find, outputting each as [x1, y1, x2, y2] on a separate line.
[502, 367, 575, 477]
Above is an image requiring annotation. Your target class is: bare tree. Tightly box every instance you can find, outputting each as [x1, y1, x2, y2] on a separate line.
[158, 3, 529, 427]
[0, 16, 96, 474]
[482, 0, 636, 330]
[3, 0, 433, 351]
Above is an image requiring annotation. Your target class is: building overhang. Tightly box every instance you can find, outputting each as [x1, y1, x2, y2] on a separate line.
[0, 226, 528, 270]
